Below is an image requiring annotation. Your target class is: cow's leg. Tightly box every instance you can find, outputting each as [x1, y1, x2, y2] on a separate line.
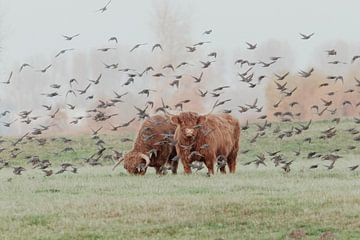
[227, 149, 238, 173]
[171, 160, 179, 174]
[228, 159, 236, 173]
[176, 146, 192, 174]
[183, 162, 192, 174]
[168, 148, 179, 174]
[204, 152, 216, 175]
[219, 166, 226, 174]
[140, 168, 148, 176]
[181, 155, 192, 174]
[155, 166, 162, 175]
[180, 154, 192, 174]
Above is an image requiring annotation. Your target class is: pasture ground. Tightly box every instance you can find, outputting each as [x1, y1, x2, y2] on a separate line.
[0, 119, 360, 239]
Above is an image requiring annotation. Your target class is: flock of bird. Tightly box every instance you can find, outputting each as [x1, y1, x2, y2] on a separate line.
[1, 1, 360, 177]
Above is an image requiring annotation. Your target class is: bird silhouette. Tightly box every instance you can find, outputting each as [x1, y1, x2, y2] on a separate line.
[63, 34, 80, 40]
[1, 72, 13, 84]
[97, 0, 112, 13]
[299, 32, 315, 39]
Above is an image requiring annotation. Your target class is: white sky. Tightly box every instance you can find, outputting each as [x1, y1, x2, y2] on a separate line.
[0, 0, 360, 136]
[1, 0, 360, 73]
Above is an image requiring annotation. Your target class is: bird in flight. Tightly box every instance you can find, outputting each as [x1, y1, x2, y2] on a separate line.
[98, 47, 116, 52]
[246, 42, 257, 50]
[274, 72, 289, 81]
[351, 55, 360, 64]
[326, 49, 336, 56]
[298, 68, 314, 78]
[152, 43, 163, 52]
[55, 48, 75, 58]
[62, 34, 80, 41]
[1, 72, 13, 84]
[77, 84, 92, 95]
[108, 37, 118, 43]
[37, 64, 52, 73]
[192, 72, 203, 83]
[97, 0, 112, 13]
[299, 32, 315, 40]
[198, 89, 208, 97]
[203, 29, 212, 35]
[19, 63, 33, 72]
[130, 43, 147, 52]
[89, 74, 102, 85]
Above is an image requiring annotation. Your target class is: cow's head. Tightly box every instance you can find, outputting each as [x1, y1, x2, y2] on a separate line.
[170, 112, 207, 139]
[113, 151, 151, 175]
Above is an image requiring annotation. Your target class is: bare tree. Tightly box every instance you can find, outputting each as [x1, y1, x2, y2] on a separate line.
[149, 1, 208, 113]
[151, 0, 193, 64]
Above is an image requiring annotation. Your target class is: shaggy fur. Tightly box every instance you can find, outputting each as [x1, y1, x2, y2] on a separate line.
[116, 115, 178, 175]
[171, 112, 240, 174]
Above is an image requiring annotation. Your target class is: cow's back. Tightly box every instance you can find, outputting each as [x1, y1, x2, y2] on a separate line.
[133, 115, 176, 152]
[197, 114, 240, 155]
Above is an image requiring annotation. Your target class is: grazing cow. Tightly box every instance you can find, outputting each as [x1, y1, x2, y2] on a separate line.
[170, 112, 240, 174]
[113, 115, 178, 175]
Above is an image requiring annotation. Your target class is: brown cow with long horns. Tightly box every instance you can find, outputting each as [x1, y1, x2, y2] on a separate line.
[170, 112, 240, 174]
[113, 115, 178, 175]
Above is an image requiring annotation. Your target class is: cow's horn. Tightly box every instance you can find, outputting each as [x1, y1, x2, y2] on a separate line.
[140, 153, 151, 167]
[112, 157, 124, 171]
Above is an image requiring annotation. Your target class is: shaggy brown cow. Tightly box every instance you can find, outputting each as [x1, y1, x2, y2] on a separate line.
[113, 115, 178, 175]
[171, 112, 240, 174]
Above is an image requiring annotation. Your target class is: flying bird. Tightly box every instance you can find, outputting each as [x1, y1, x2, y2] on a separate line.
[152, 43, 163, 52]
[198, 89, 208, 97]
[130, 43, 147, 52]
[274, 72, 289, 81]
[192, 72, 203, 83]
[326, 49, 337, 56]
[1, 72, 13, 84]
[77, 84, 92, 95]
[298, 68, 314, 78]
[245, 42, 257, 50]
[351, 55, 360, 63]
[97, 0, 112, 13]
[299, 32, 315, 40]
[37, 64, 52, 73]
[55, 48, 74, 58]
[19, 63, 33, 72]
[203, 29, 212, 35]
[108, 37, 118, 43]
[62, 34, 80, 41]
[89, 74, 102, 85]
[98, 47, 116, 52]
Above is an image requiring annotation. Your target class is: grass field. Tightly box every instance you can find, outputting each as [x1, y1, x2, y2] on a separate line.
[0, 119, 360, 239]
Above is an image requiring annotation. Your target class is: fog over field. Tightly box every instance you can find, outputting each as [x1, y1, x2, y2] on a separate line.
[0, 0, 359, 136]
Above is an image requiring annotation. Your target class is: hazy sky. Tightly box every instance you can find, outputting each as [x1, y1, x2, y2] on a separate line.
[0, 0, 359, 136]
[1, 0, 360, 75]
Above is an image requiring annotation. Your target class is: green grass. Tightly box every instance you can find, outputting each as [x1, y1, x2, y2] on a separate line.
[1, 118, 360, 167]
[0, 118, 360, 239]
[0, 166, 359, 239]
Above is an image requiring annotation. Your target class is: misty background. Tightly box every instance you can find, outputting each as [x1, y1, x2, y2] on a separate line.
[0, 0, 360, 135]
